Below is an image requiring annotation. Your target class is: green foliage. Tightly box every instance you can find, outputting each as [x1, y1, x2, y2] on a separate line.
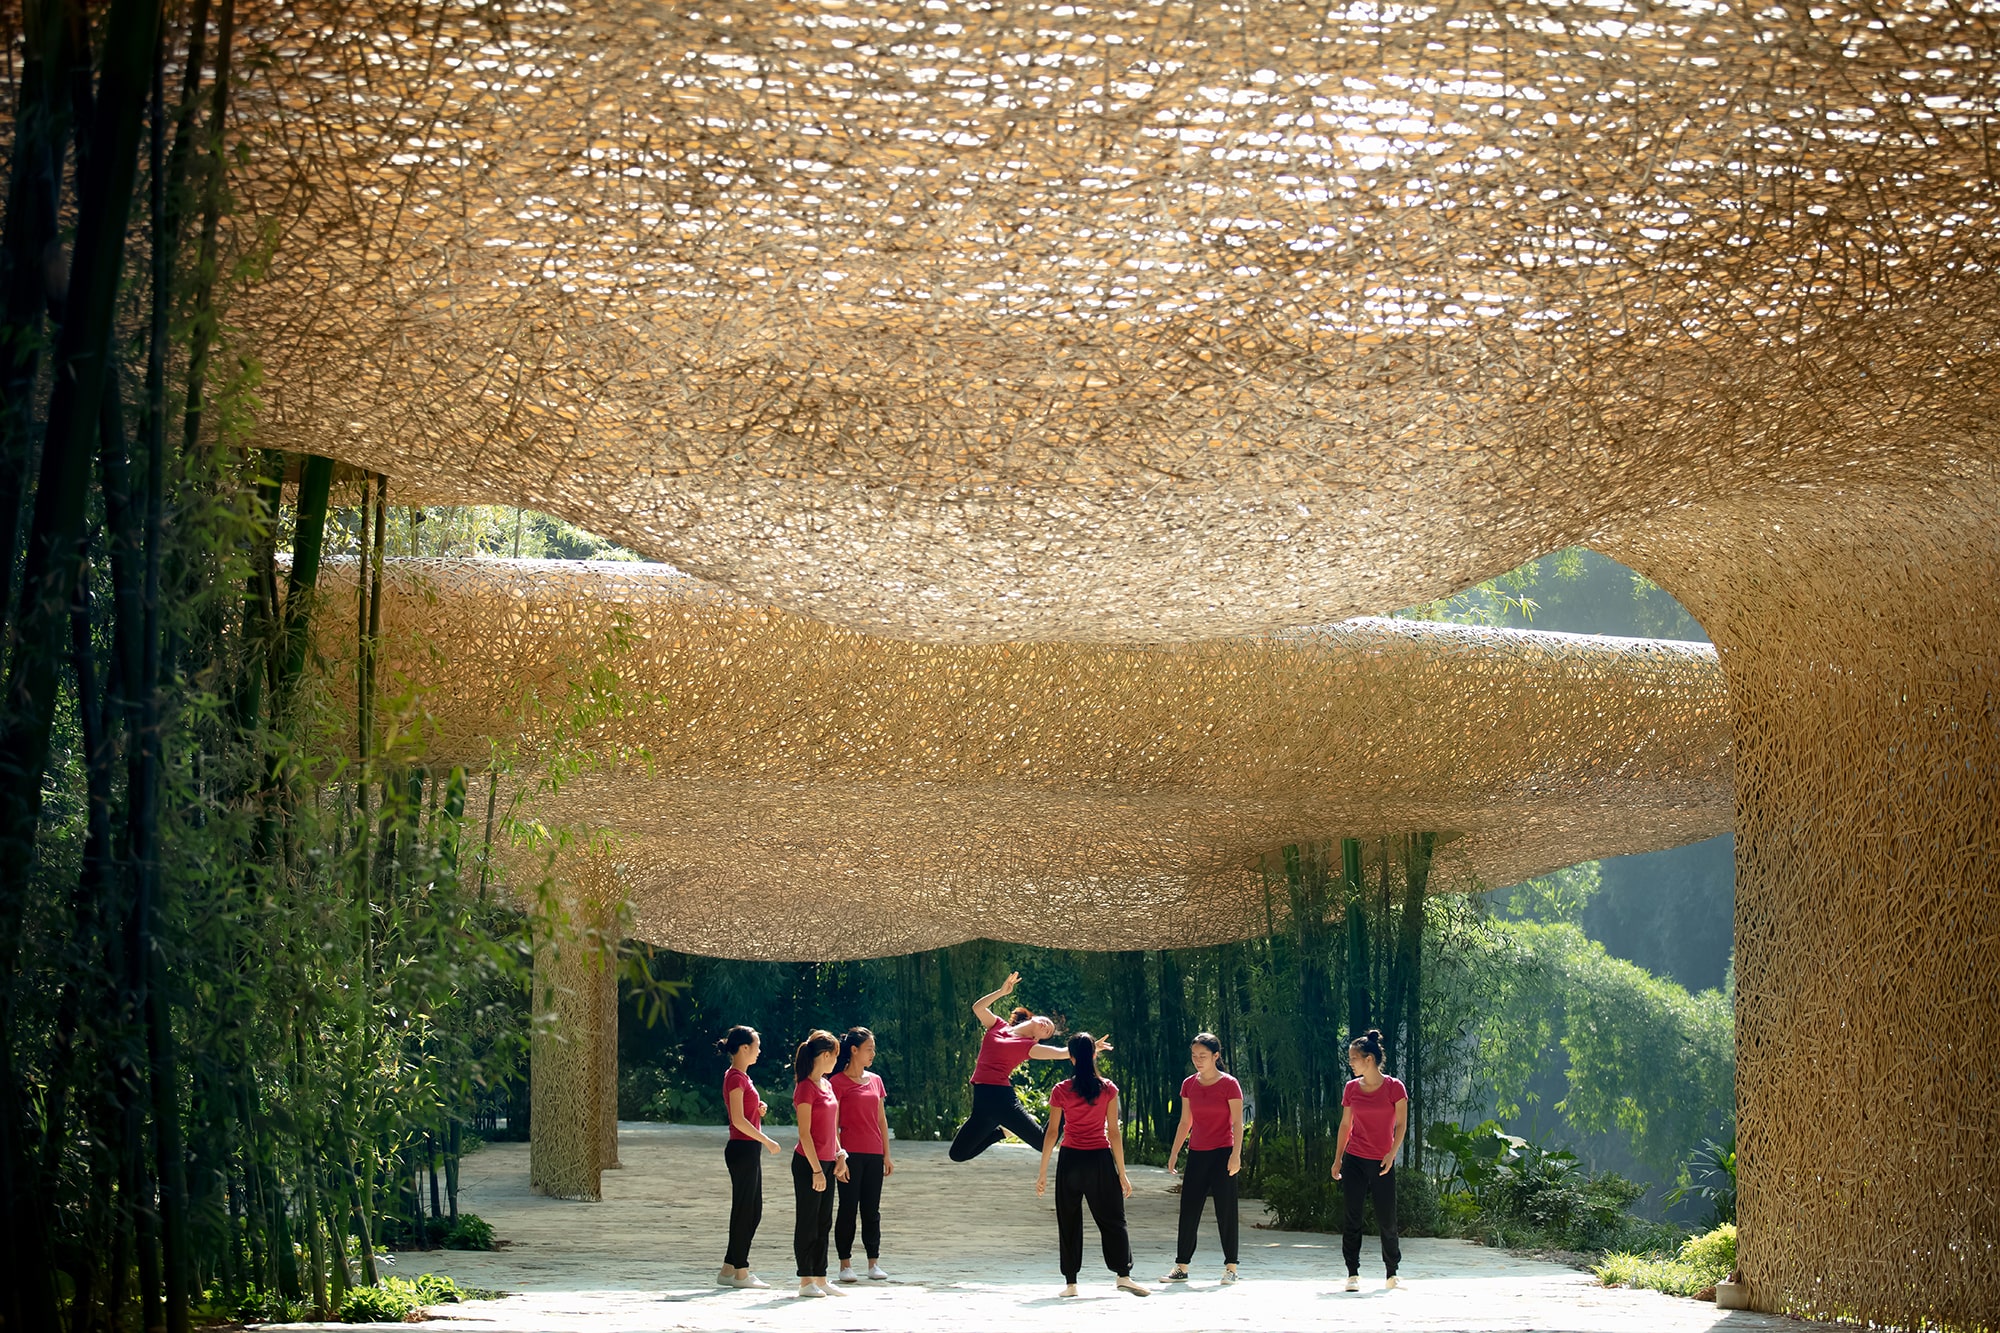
[1666, 1133, 1738, 1225]
[1424, 1120, 1676, 1254]
[337, 1271, 494, 1323]
[442, 1214, 497, 1251]
[1429, 916, 1735, 1178]
[1494, 862, 1601, 926]
[1594, 1224, 1736, 1298]
[1256, 1138, 1444, 1235]
[1679, 1222, 1737, 1273]
[1398, 547, 1706, 643]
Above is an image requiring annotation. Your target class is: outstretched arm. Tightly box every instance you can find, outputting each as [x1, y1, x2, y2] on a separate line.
[972, 970, 1020, 1029]
[1027, 1034, 1113, 1061]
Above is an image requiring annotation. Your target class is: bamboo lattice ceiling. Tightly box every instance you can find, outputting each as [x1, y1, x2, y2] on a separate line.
[236, 0, 1998, 643]
[339, 558, 1731, 957]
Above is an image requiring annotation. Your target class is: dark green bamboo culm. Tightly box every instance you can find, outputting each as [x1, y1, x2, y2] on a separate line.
[0, 0, 166, 1325]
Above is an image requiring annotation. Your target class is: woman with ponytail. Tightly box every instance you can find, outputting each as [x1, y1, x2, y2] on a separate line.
[1034, 1033, 1149, 1299]
[831, 1026, 892, 1283]
[948, 970, 1109, 1163]
[716, 1026, 783, 1289]
[1332, 1028, 1407, 1292]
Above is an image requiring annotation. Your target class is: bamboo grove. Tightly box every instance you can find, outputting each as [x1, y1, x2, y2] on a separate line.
[630, 834, 1451, 1229]
[0, 3, 547, 1328]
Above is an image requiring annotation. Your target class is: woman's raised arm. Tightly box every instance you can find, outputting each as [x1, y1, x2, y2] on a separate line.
[972, 970, 1020, 1028]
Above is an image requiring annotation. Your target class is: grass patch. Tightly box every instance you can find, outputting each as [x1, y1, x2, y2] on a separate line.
[1595, 1223, 1735, 1300]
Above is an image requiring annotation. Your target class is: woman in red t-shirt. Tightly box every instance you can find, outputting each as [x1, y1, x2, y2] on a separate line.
[790, 1031, 851, 1298]
[947, 970, 1109, 1163]
[1161, 1031, 1244, 1285]
[717, 1026, 784, 1289]
[1332, 1028, 1408, 1291]
[1034, 1033, 1150, 1299]
[831, 1026, 893, 1283]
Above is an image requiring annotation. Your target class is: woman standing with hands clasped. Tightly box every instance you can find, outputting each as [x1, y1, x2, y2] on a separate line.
[1332, 1028, 1407, 1292]
[832, 1027, 893, 1284]
[1035, 1034, 1150, 1299]
[948, 971, 1110, 1163]
[717, 1026, 785, 1289]
[1160, 1032, 1243, 1285]
[791, 1031, 850, 1298]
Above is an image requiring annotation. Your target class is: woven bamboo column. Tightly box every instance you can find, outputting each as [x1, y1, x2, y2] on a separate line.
[1611, 490, 2000, 1329]
[599, 948, 621, 1171]
[528, 851, 624, 1201]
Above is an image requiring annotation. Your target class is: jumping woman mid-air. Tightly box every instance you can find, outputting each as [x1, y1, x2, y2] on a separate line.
[1332, 1028, 1407, 1292]
[1160, 1031, 1243, 1285]
[1035, 1033, 1149, 1299]
[947, 971, 1109, 1162]
[831, 1026, 892, 1283]
[716, 1026, 784, 1289]
[791, 1031, 850, 1298]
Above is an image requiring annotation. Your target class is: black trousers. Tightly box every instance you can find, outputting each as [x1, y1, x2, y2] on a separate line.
[791, 1154, 838, 1277]
[722, 1139, 763, 1268]
[1175, 1146, 1240, 1265]
[948, 1082, 1046, 1162]
[1055, 1146, 1132, 1282]
[835, 1151, 884, 1261]
[1339, 1152, 1400, 1277]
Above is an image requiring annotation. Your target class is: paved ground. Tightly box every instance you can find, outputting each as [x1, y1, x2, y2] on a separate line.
[278, 1122, 1840, 1332]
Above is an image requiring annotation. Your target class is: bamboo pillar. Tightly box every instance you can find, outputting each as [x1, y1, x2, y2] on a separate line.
[529, 850, 623, 1201]
[598, 946, 621, 1171]
[1609, 489, 2000, 1329]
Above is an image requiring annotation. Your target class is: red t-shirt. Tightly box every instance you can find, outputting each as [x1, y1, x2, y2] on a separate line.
[834, 1071, 887, 1155]
[1341, 1075, 1408, 1162]
[1051, 1077, 1119, 1151]
[723, 1067, 764, 1141]
[971, 1018, 1039, 1086]
[1181, 1072, 1243, 1152]
[794, 1078, 840, 1161]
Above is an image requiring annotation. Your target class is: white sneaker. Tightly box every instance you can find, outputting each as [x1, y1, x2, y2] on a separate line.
[1058, 1283, 1079, 1298]
[1160, 1266, 1189, 1283]
[717, 1266, 735, 1287]
[731, 1272, 769, 1289]
[867, 1262, 890, 1281]
[1385, 1275, 1401, 1290]
[1345, 1274, 1360, 1292]
[796, 1284, 826, 1299]
[815, 1279, 846, 1297]
[836, 1266, 859, 1284]
[1222, 1266, 1239, 1284]
[1116, 1276, 1151, 1297]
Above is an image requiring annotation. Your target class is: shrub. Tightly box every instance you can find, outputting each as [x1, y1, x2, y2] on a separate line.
[339, 1282, 420, 1323]
[1667, 1134, 1738, 1226]
[1424, 1120, 1680, 1254]
[1251, 1138, 1445, 1236]
[1679, 1222, 1736, 1275]
[442, 1213, 497, 1250]
[339, 1273, 484, 1323]
[1594, 1223, 1736, 1299]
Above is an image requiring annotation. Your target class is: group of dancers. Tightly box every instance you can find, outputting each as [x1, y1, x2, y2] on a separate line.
[713, 970, 1407, 1298]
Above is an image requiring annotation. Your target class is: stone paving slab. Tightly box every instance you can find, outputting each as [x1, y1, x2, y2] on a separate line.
[277, 1122, 1840, 1333]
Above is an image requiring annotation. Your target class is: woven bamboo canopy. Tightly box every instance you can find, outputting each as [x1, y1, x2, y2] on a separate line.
[237, 3, 1997, 1317]
[346, 558, 1730, 958]
[238, 0, 1997, 644]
